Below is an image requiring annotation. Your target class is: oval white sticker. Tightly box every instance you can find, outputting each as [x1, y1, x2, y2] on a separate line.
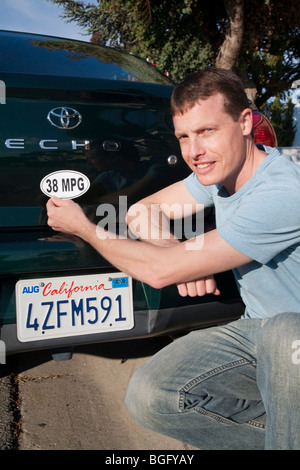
[40, 170, 90, 199]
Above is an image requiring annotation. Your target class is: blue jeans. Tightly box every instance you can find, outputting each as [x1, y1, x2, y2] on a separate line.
[125, 313, 300, 450]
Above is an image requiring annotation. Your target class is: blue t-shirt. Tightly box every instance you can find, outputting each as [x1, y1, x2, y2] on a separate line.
[184, 147, 300, 319]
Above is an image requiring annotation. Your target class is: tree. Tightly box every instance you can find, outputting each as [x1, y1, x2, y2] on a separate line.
[50, 0, 300, 108]
[282, 98, 297, 146]
[263, 95, 296, 146]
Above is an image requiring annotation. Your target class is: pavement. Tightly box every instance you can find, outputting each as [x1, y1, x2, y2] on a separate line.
[0, 370, 17, 450]
[11, 337, 197, 451]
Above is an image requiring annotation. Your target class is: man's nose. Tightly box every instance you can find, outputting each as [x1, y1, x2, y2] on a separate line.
[189, 138, 205, 160]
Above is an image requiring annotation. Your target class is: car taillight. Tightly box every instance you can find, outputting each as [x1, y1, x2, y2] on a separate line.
[252, 110, 278, 148]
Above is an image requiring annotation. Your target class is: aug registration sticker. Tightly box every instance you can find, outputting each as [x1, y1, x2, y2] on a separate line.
[16, 273, 134, 342]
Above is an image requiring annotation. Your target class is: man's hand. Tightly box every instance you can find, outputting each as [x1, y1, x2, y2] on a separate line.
[177, 276, 220, 297]
[46, 196, 91, 237]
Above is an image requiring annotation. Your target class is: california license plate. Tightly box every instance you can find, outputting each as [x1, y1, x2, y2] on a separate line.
[16, 273, 134, 342]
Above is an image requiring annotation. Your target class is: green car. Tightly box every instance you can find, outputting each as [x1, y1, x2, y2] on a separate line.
[0, 30, 243, 360]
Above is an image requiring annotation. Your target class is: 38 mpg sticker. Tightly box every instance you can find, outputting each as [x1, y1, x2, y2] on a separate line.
[40, 170, 90, 199]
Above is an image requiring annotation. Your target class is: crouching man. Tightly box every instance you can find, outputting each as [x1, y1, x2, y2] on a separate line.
[47, 68, 300, 450]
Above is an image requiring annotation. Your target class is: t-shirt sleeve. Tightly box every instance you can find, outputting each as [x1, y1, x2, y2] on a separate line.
[218, 185, 300, 264]
[184, 172, 214, 207]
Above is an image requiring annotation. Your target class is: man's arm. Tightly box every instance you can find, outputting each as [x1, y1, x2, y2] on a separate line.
[126, 181, 220, 296]
[126, 181, 202, 244]
[46, 195, 252, 290]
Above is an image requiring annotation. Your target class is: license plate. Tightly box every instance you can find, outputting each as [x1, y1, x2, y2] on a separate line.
[16, 273, 134, 342]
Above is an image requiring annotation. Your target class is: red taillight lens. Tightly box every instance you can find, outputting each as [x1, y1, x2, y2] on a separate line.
[252, 111, 278, 148]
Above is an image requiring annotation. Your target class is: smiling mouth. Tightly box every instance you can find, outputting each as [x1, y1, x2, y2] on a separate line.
[196, 162, 216, 170]
[197, 163, 211, 168]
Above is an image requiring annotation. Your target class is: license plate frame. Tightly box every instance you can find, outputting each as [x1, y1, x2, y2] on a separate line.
[16, 273, 134, 342]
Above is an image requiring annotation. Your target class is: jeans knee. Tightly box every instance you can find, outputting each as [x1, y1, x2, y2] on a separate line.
[261, 313, 299, 344]
[258, 313, 300, 355]
[125, 361, 180, 432]
[125, 368, 146, 419]
[125, 366, 161, 429]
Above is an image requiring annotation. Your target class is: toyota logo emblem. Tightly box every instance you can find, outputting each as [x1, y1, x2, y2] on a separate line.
[47, 107, 82, 129]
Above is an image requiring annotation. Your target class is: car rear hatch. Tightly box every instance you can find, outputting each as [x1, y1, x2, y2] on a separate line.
[0, 32, 243, 353]
[0, 31, 189, 331]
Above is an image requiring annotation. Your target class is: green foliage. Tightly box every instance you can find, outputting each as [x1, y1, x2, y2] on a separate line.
[50, 0, 300, 107]
[263, 96, 297, 146]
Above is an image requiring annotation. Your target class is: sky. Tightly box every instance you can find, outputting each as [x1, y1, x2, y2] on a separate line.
[0, 0, 96, 41]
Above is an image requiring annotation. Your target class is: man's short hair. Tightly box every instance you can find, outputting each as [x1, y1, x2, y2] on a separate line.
[171, 67, 250, 121]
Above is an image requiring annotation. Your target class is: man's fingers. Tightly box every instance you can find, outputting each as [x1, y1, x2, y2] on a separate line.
[177, 283, 188, 297]
[50, 196, 69, 206]
[177, 276, 220, 297]
[204, 276, 220, 295]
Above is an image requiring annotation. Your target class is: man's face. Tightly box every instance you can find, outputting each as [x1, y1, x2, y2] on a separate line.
[173, 93, 252, 193]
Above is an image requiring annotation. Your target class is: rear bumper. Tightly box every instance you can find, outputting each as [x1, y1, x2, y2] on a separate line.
[1, 299, 244, 356]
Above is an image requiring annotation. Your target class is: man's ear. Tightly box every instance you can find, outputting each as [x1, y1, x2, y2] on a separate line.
[240, 108, 253, 136]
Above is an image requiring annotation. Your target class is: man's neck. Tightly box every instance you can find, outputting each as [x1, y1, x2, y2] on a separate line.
[227, 142, 267, 195]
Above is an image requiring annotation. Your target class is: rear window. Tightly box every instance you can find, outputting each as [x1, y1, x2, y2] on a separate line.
[0, 31, 172, 85]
